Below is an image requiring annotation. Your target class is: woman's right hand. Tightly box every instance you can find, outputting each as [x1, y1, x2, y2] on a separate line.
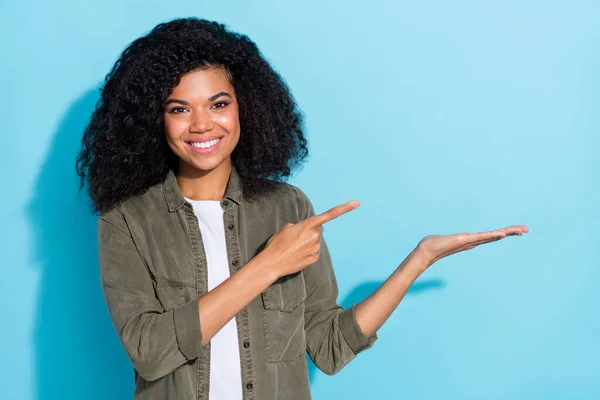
[259, 200, 360, 278]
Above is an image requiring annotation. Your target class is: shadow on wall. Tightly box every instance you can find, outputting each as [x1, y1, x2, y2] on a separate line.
[307, 278, 445, 384]
[27, 90, 134, 400]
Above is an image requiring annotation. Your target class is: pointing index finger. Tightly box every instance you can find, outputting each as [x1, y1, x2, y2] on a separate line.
[305, 200, 360, 227]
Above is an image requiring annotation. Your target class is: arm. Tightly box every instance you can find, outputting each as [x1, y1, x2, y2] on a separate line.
[354, 248, 428, 337]
[354, 226, 528, 336]
[198, 252, 276, 343]
[98, 207, 277, 382]
[284, 189, 527, 374]
[295, 188, 378, 375]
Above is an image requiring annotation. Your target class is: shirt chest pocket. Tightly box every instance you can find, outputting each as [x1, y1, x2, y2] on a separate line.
[261, 272, 307, 363]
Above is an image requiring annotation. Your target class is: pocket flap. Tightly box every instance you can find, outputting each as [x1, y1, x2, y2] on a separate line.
[261, 272, 307, 312]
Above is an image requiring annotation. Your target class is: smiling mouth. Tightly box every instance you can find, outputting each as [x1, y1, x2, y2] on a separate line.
[186, 136, 224, 153]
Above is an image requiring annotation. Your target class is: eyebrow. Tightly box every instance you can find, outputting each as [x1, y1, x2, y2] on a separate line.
[164, 91, 232, 106]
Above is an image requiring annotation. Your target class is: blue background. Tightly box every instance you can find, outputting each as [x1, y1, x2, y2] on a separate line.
[1, 1, 598, 399]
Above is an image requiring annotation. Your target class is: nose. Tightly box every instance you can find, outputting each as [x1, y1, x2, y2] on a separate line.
[190, 109, 215, 133]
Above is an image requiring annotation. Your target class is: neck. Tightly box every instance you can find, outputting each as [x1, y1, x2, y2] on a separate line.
[176, 159, 232, 201]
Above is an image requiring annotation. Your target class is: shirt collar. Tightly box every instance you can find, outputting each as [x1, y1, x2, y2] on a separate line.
[162, 165, 243, 212]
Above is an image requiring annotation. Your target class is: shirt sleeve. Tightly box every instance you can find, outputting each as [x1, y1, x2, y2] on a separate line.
[293, 187, 377, 375]
[98, 206, 204, 382]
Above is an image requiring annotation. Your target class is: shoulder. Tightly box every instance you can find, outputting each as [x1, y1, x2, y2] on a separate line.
[249, 178, 313, 220]
[99, 180, 166, 228]
[265, 179, 309, 204]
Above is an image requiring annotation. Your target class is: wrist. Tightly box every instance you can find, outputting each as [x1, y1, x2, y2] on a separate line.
[400, 247, 430, 276]
[246, 251, 280, 285]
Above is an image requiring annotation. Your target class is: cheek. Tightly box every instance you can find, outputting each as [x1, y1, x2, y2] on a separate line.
[215, 112, 238, 129]
[223, 108, 241, 134]
[164, 118, 185, 141]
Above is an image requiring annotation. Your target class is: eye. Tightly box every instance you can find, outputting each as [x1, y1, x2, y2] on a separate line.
[211, 101, 229, 109]
[168, 107, 187, 114]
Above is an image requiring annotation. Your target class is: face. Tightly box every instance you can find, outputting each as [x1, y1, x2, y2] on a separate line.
[163, 67, 240, 174]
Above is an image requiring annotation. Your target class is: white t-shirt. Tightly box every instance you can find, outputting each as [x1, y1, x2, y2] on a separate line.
[185, 198, 243, 400]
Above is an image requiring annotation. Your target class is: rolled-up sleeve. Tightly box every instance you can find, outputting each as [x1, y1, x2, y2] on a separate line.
[293, 187, 377, 376]
[98, 207, 204, 382]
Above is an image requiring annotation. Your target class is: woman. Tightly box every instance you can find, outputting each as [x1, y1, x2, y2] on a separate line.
[76, 17, 528, 400]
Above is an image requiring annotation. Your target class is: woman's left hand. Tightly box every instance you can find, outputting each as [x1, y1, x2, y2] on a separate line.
[416, 225, 529, 268]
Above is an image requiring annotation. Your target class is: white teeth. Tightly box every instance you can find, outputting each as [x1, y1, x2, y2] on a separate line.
[190, 138, 220, 149]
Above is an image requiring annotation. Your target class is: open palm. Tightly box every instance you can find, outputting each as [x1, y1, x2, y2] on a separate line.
[417, 225, 529, 267]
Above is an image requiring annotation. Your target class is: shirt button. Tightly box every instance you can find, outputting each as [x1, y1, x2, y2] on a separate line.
[232, 259, 239, 266]
[246, 383, 253, 390]
[228, 224, 235, 230]
[222, 200, 229, 206]
[243, 341, 250, 348]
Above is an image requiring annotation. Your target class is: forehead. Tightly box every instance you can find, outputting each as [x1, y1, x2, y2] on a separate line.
[169, 68, 234, 98]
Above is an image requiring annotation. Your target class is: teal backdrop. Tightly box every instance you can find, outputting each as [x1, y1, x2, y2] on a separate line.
[1, 1, 598, 399]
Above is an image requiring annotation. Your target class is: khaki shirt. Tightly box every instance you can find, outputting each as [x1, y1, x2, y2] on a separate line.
[98, 165, 377, 399]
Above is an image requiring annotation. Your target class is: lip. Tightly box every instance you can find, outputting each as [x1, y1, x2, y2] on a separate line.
[187, 136, 224, 143]
[186, 136, 224, 154]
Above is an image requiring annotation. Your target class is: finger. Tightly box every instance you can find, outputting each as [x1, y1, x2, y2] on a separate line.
[470, 231, 508, 241]
[474, 229, 520, 244]
[305, 200, 360, 227]
[490, 225, 529, 235]
[439, 235, 505, 258]
[463, 235, 506, 248]
[447, 232, 502, 247]
[467, 225, 528, 240]
[501, 226, 528, 236]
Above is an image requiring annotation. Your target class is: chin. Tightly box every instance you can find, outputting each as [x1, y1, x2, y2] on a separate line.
[182, 156, 229, 173]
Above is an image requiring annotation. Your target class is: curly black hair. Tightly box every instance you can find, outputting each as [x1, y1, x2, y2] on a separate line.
[76, 17, 308, 214]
